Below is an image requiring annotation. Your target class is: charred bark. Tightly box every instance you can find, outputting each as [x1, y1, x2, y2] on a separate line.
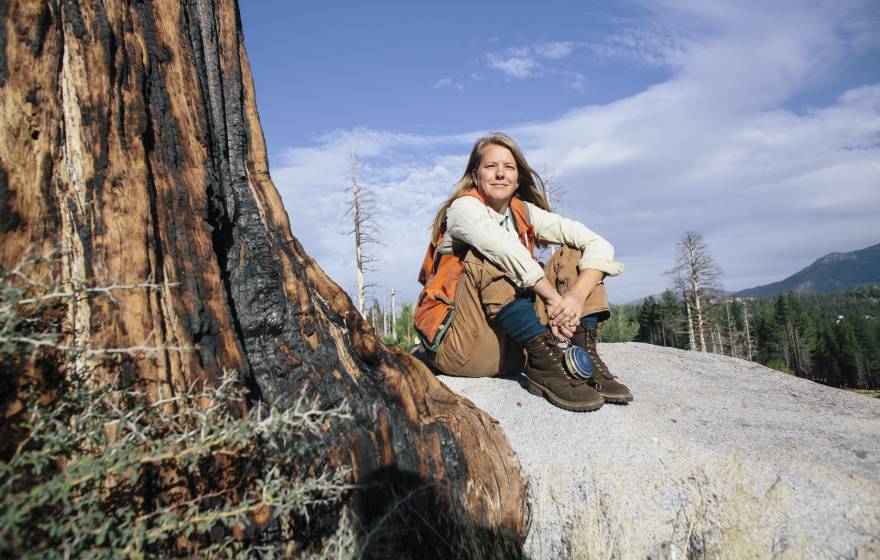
[0, 0, 527, 549]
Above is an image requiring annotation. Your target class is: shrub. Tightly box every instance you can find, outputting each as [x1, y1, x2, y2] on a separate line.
[1, 373, 358, 558]
[600, 305, 639, 342]
[0, 253, 358, 558]
[766, 359, 795, 375]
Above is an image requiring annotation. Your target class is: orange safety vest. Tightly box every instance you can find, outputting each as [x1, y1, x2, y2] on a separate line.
[414, 189, 536, 352]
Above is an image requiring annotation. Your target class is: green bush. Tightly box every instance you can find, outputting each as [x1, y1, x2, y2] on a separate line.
[0, 254, 358, 558]
[1, 372, 360, 558]
[600, 305, 640, 342]
[766, 359, 795, 375]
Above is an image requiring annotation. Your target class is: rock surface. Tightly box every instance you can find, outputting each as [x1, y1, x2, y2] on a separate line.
[439, 342, 880, 559]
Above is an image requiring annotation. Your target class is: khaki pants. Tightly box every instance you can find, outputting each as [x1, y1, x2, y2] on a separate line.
[430, 246, 610, 377]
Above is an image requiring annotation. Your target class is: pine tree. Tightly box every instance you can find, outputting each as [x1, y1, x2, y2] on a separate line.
[658, 289, 685, 348]
[636, 296, 662, 345]
[814, 325, 843, 386]
[599, 305, 639, 342]
[395, 303, 416, 347]
[773, 293, 814, 378]
[726, 300, 739, 359]
[369, 298, 382, 332]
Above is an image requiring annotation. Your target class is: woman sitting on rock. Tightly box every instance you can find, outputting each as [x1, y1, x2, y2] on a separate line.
[414, 132, 632, 412]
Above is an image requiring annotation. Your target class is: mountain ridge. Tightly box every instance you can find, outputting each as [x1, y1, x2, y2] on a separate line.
[732, 242, 880, 297]
[626, 243, 880, 304]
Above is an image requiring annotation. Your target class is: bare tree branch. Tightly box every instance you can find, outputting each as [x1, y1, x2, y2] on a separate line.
[346, 149, 384, 315]
[667, 231, 723, 352]
[542, 163, 567, 213]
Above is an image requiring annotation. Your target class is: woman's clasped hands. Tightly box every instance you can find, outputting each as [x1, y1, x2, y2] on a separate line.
[546, 291, 582, 341]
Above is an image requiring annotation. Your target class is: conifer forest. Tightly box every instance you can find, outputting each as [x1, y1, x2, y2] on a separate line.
[606, 285, 880, 390]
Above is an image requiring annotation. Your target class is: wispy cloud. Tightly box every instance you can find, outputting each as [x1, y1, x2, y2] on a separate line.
[484, 41, 578, 79]
[485, 52, 540, 78]
[533, 41, 576, 59]
[433, 77, 464, 90]
[588, 25, 691, 69]
[559, 70, 587, 92]
[272, 1, 880, 304]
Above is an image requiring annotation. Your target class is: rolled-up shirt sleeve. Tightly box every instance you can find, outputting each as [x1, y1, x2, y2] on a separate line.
[526, 202, 624, 276]
[445, 197, 546, 288]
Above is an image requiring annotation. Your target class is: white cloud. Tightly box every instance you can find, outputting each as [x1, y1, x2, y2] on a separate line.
[433, 77, 464, 90]
[484, 40, 579, 80]
[272, 130, 478, 304]
[485, 53, 540, 78]
[272, 1, 880, 305]
[559, 70, 587, 92]
[533, 41, 576, 59]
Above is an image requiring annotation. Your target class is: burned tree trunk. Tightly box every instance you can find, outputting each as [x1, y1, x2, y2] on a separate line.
[0, 0, 526, 548]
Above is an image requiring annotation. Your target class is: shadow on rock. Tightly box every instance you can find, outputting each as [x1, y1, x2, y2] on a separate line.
[355, 467, 528, 560]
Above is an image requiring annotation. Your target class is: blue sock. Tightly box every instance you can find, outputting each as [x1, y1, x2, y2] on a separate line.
[581, 315, 599, 329]
[495, 298, 547, 344]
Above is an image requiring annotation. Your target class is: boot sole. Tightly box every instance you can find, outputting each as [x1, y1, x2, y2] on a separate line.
[601, 392, 633, 404]
[527, 380, 604, 412]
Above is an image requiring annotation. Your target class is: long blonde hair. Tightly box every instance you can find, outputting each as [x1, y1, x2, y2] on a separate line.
[429, 132, 551, 242]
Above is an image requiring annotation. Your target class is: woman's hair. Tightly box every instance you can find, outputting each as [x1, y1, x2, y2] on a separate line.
[429, 132, 551, 242]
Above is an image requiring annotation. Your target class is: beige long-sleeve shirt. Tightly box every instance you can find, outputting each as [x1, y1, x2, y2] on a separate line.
[439, 196, 624, 289]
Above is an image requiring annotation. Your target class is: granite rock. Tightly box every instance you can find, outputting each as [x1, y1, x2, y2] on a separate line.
[439, 342, 880, 559]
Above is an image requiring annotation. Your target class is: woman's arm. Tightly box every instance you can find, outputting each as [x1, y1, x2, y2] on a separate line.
[535, 268, 604, 339]
[526, 202, 620, 338]
[445, 197, 545, 288]
[531, 277, 571, 339]
[526, 202, 624, 277]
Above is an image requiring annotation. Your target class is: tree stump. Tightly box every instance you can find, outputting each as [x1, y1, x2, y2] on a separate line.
[0, 0, 527, 551]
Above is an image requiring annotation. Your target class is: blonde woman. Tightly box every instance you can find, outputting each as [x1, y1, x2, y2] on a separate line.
[414, 133, 632, 412]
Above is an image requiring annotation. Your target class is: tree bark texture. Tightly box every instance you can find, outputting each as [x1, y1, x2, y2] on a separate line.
[0, 0, 526, 544]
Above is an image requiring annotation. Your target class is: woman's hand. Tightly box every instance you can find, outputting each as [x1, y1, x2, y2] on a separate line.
[533, 268, 606, 341]
[547, 292, 581, 341]
[549, 321, 577, 341]
[532, 279, 578, 341]
[548, 292, 582, 327]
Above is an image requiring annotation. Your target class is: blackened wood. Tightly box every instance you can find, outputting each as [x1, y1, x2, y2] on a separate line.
[0, 0, 527, 543]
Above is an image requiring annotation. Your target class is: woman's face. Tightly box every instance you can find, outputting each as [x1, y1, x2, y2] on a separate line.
[473, 144, 519, 213]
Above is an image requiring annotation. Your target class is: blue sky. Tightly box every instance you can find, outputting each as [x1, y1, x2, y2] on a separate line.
[240, 0, 880, 306]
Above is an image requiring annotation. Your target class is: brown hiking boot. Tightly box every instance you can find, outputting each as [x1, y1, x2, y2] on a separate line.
[571, 324, 633, 403]
[523, 332, 604, 412]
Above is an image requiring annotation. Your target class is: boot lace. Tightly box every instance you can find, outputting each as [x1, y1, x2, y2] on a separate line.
[583, 327, 614, 379]
[544, 336, 587, 384]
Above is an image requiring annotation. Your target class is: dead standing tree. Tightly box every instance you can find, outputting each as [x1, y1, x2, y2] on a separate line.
[346, 149, 381, 316]
[542, 163, 566, 213]
[742, 298, 754, 361]
[669, 231, 722, 353]
[536, 163, 565, 263]
[0, 0, 527, 550]
[388, 287, 397, 340]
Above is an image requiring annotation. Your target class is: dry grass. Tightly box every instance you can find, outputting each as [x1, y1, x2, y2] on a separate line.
[847, 389, 880, 399]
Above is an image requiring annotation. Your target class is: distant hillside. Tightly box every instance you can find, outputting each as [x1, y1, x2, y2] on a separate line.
[734, 242, 880, 297]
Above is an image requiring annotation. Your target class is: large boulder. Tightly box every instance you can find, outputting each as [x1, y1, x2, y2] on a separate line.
[440, 342, 880, 559]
